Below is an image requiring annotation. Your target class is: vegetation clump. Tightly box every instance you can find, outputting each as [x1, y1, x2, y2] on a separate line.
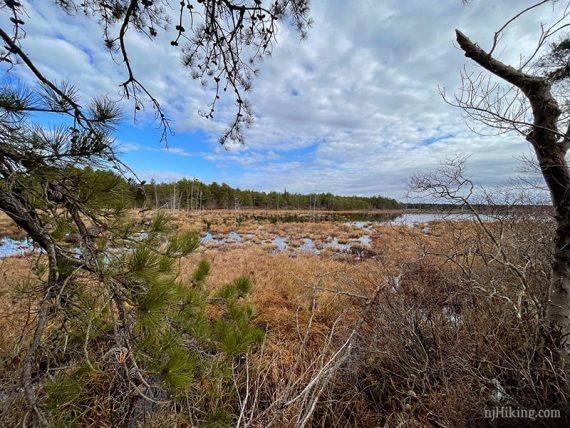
[4, 210, 264, 426]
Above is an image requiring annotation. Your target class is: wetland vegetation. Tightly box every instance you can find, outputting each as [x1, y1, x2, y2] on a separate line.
[0, 204, 563, 426]
[1, 0, 570, 427]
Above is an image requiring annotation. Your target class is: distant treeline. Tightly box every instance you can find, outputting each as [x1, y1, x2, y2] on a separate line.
[65, 168, 551, 213]
[77, 167, 402, 211]
[144, 178, 402, 211]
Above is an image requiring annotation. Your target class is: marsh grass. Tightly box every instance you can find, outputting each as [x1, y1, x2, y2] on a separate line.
[0, 209, 567, 426]
[0, 211, 26, 239]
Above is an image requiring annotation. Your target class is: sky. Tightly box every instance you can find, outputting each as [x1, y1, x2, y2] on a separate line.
[0, 0, 564, 200]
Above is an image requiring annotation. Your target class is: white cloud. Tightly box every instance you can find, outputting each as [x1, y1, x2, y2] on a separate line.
[204, 149, 281, 166]
[162, 147, 193, 157]
[131, 170, 193, 184]
[116, 142, 140, 153]
[0, 0, 562, 199]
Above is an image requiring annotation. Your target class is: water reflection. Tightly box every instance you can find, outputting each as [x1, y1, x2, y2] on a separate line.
[391, 213, 492, 226]
[0, 212, 497, 259]
[0, 237, 34, 257]
[272, 236, 288, 252]
[299, 238, 320, 254]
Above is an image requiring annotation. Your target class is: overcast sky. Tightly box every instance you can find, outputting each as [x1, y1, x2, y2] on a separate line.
[0, 1, 564, 199]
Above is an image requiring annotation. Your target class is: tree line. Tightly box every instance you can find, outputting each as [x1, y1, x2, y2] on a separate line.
[81, 168, 402, 211]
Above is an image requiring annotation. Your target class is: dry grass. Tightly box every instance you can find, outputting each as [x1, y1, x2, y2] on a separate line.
[0, 209, 566, 426]
[0, 211, 24, 239]
[0, 257, 39, 351]
[0, 210, 471, 362]
[181, 247, 379, 340]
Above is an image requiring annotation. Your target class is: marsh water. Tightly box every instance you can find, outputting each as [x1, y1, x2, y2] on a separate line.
[0, 212, 489, 258]
[0, 237, 34, 257]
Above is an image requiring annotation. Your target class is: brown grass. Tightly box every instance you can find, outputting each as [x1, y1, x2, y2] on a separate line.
[0, 211, 24, 239]
[0, 209, 565, 426]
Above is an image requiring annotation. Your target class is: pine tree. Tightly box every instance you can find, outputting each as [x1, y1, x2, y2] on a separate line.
[0, 31, 265, 428]
[0, 1, 310, 424]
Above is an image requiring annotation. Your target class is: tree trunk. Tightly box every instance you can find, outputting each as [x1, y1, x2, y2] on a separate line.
[551, 216, 570, 359]
[456, 30, 570, 377]
[0, 187, 59, 425]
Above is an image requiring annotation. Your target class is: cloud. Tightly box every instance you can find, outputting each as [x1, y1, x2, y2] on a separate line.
[116, 142, 141, 153]
[162, 147, 193, 157]
[204, 149, 281, 166]
[0, 0, 561, 199]
[131, 170, 194, 183]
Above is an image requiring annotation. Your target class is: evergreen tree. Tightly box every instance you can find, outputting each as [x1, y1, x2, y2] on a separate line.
[0, 1, 309, 425]
[39, 211, 263, 426]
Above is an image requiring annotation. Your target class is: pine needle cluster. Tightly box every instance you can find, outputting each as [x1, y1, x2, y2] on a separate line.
[16, 209, 263, 426]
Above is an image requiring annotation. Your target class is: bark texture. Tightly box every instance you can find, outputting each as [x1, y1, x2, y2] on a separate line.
[0, 187, 59, 425]
[456, 29, 570, 374]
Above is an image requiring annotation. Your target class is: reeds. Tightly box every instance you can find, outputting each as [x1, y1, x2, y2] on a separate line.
[0, 209, 567, 426]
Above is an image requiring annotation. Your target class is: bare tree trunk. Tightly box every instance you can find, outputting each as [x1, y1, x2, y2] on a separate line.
[154, 181, 158, 209]
[0, 188, 59, 425]
[189, 180, 194, 213]
[456, 30, 570, 374]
